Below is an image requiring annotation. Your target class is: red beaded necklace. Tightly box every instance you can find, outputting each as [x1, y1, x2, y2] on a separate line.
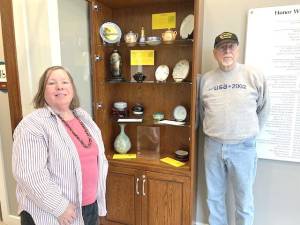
[57, 112, 92, 148]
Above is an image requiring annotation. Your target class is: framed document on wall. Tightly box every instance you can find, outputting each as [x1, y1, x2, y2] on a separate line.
[245, 5, 300, 162]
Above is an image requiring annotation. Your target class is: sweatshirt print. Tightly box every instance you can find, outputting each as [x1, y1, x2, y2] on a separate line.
[199, 63, 269, 144]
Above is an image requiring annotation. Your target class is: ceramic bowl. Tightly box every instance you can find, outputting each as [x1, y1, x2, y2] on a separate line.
[114, 102, 127, 111]
[174, 150, 189, 162]
[132, 104, 144, 115]
[146, 36, 161, 46]
[153, 112, 164, 121]
[133, 72, 146, 83]
[147, 36, 160, 41]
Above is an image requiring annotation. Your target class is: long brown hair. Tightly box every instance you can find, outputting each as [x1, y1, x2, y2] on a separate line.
[33, 66, 80, 109]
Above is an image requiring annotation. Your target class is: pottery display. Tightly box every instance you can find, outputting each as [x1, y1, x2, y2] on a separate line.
[162, 29, 177, 43]
[172, 59, 189, 82]
[114, 123, 131, 154]
[139, 27, 146, 46]
[146, 36, 161, 46]
[132, 103, 144, 116]
[133, 72, 146, 83]
[173, 105, 187, 122]
[174, 149, 189, 162]
[113, 102, 127, 111]
[99, 22, 122, 44]
[155, 65, 169, 82]
[180, 14, 194, 39]
[110, 49, 124, 81]
[153, 112, 164, 121]
[124, 31, 138, 46]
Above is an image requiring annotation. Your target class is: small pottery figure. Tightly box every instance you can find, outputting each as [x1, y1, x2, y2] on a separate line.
[139, 27, 146, 46]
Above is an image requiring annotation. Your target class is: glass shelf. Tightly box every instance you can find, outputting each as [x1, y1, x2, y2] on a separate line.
[98, 39, 193, 48]
[112, 117, 191, 128]
[106, 80, 192, 85]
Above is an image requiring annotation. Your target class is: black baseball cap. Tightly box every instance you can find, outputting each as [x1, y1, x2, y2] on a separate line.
[214, 32, 239, 48]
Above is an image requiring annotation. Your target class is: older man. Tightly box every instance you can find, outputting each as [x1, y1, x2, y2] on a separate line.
[198, 32, 270, 225]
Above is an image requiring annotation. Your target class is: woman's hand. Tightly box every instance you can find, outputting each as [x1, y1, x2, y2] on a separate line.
[58, 203, 77, 225]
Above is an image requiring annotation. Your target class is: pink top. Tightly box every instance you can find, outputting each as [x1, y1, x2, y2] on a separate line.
[64, 118, 99, 206]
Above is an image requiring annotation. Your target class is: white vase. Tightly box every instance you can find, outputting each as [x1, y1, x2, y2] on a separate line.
[114, 123, 131, 154]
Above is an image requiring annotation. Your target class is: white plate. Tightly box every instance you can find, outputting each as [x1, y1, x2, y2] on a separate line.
[99, 22, 122, 44]
[172, 59, 189, 82]
[173, 105, 187, 122]
[180, 14, 194, 39]
[155, 65, 169, 82]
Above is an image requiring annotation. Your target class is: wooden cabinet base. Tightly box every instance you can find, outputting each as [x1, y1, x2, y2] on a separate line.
[101, 166, 190, 225]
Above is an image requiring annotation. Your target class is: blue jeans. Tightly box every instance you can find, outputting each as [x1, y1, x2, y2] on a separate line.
[82, 201, 99, 225]
[204, 136, 257, 225]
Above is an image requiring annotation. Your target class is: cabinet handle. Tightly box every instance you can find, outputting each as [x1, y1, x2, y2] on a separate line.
[136, 178, 140, 195]
[96, 102, 103, 109]
[142, 175, 146, 196]
[95, 55, 103, 62]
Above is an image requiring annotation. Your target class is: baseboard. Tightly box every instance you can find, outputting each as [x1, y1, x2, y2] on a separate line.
[193, 222, 209, 225]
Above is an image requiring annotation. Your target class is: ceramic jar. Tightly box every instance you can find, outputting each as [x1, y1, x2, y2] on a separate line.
[110, 49, 123, 81]
[124, 31, 139, 46]
[114, 124, 131, 154]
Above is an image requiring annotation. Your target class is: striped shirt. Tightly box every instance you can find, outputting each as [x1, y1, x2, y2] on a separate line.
[12, 106, 108, 225]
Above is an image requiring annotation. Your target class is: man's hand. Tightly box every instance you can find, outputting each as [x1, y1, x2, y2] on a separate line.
[58, 203, 77, 225]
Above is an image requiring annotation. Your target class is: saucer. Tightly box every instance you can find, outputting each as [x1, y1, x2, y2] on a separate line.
[173, 105, 187, 122]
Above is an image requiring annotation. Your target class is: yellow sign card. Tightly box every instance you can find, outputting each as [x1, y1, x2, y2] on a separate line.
[160, 157, 185, 167]
[152, 12, 176, 30]
[113, 154, 137, 159]
[130, 50, 154, 66]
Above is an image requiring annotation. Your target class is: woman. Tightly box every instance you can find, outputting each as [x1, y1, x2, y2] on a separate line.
[12, 66, 108, 225]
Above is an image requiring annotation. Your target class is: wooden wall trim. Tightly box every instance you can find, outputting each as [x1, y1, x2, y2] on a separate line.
[0, 0, 22, 131]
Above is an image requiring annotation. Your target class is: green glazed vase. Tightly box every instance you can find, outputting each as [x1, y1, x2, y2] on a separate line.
[114, 123, 131, 154]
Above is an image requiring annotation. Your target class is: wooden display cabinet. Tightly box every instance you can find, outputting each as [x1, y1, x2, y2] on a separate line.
[88, 0, 203, 224]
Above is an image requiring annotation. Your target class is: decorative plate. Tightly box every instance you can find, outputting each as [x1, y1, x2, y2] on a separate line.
[155, 65, 169, 82]
[180, 14, 194, 39]
[173, 105, 187, 122]
[99, 22, 122, 44]
[172, 59, 189, 82]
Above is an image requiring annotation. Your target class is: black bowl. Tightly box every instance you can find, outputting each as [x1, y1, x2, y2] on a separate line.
[133, 73, 146, 83]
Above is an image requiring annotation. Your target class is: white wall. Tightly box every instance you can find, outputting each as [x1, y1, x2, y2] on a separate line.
[13, 0, 61, 116]
[196, 0, 300, 225]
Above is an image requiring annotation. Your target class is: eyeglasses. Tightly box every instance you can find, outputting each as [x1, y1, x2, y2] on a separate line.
[216, 43, 238, 53]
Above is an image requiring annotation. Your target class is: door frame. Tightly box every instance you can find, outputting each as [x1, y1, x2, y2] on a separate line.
[0, 0, 22, 131]
[0, 0, 22, 224]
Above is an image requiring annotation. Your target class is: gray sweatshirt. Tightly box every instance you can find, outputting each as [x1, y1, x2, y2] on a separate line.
[198, 63, 270, 144]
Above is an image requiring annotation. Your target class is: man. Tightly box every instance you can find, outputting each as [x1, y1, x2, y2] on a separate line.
[198, 32, 270, 225]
